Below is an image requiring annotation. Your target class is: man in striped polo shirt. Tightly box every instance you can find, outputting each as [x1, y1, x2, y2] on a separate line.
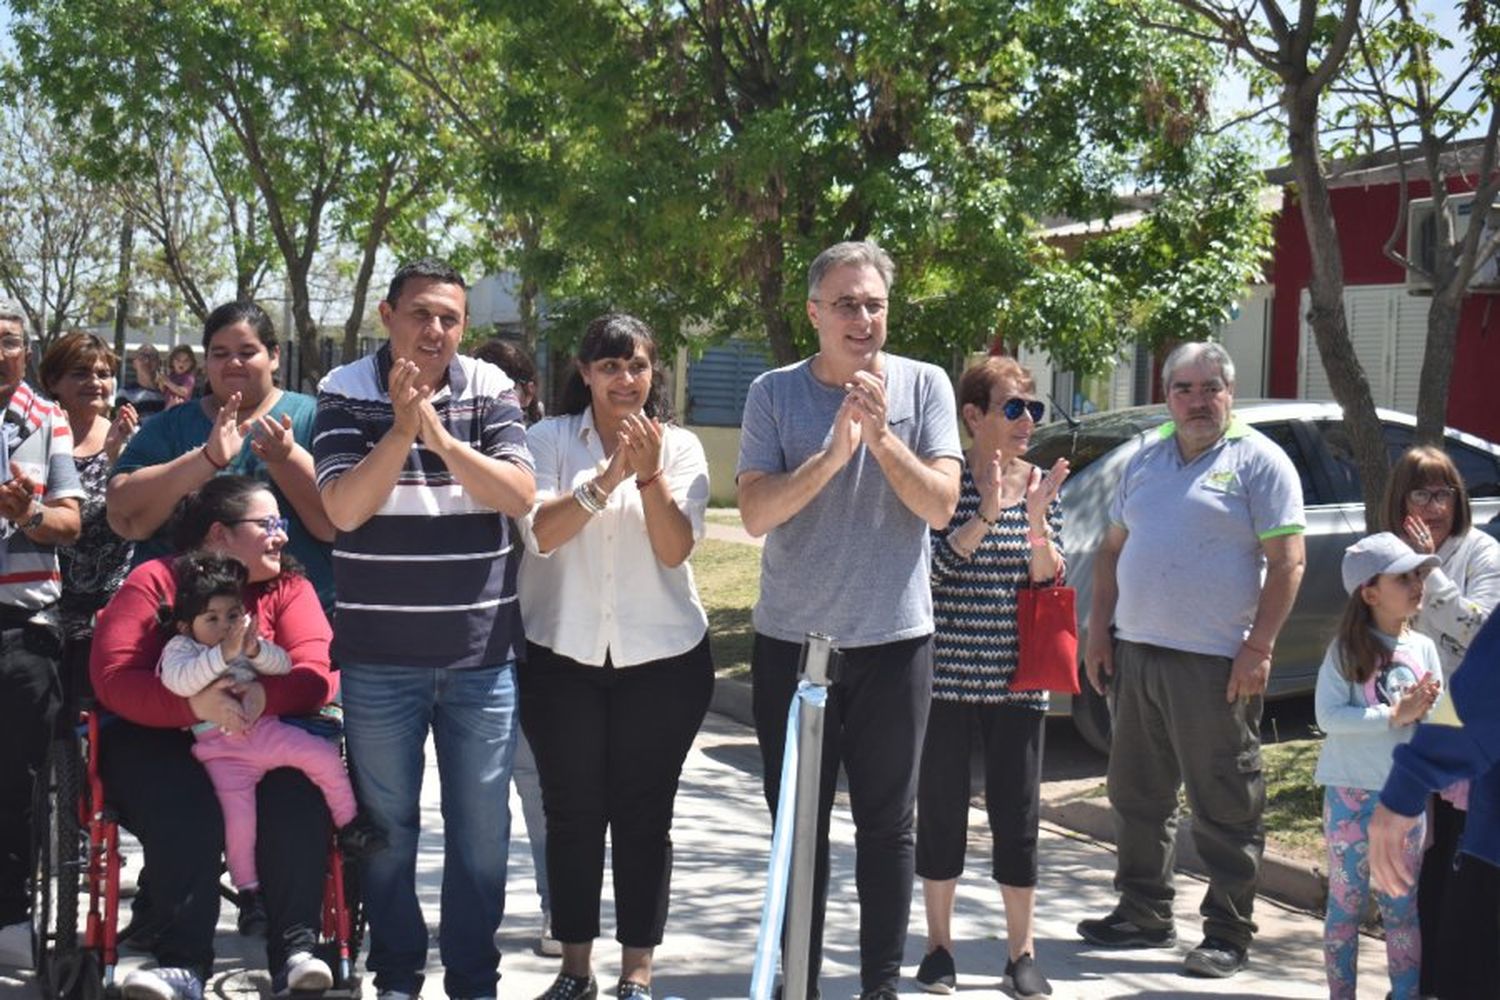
[314, 261, 535, 1000]
[0, 297, 84, 969]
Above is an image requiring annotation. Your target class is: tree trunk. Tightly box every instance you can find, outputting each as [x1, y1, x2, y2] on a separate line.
[113, 207, 134, 362]
[1416, 288, 1461, 445]
[287, 269, 322, 391]
[753, 222, 797, 365]
[1285, 90, 1390, 523]
[518, 214, 542, 354]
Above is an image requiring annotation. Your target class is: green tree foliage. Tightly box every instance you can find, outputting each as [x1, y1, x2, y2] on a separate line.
[350, 0, 1272, 370]
[9, 0, 462, 385]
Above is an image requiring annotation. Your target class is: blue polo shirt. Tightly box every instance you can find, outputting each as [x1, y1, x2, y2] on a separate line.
[1109, 417, 1305, 659]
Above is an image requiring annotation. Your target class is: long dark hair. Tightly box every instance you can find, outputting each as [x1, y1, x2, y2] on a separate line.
[1335, 580, 1394, 685]
[557, 313, 670, 420]
[473, 338, 543, 425]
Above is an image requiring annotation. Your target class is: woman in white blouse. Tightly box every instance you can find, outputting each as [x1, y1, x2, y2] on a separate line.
[517, 313, 713, 1000]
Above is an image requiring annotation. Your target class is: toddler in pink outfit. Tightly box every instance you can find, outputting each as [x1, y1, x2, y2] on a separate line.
[157, 552, 382, 923]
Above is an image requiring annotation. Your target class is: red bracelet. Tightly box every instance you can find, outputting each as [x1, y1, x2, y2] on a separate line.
[1243, 639, 1273, 658]
[636, 470, 663, 490]
[200, 446, 229, 471]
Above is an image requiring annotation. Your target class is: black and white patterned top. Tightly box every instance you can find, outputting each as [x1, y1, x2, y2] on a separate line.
[930, 465, 1063, 708]
[58, 449, 134, 638]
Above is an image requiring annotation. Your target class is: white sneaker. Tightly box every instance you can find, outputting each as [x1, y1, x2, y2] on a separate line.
[121, 966, 205, 1000]
[0, 920, 32, 969]
[539, 910, 562, 957]
[276, 951, 333, 994]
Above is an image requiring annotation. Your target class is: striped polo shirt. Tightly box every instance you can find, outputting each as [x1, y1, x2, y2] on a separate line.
[313, 344, 534, 669]
[0, 382, 85, 609]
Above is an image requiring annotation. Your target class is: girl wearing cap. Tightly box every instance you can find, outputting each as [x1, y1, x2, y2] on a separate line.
[1314, 532, 1445, 1000]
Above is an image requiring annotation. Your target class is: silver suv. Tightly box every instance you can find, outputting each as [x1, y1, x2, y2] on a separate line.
[1024, 400, 1500, 753]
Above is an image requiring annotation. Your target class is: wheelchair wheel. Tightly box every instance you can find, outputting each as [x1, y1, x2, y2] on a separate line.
[33, 732, 88, 1000]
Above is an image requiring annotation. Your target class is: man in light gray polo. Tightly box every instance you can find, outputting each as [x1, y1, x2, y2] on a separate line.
[1079, 341, 1305, 978]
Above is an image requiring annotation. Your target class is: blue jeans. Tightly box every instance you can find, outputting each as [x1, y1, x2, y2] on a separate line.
[341, 661, 519, 999]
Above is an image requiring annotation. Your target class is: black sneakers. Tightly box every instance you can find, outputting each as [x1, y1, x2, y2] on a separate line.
[1182, 936, 1249, 978]
[914, 946, 956, 994]
[1005, 953, 1053, 998]
[1076, 909, 1176, 948]
[236, 888, 267, 937]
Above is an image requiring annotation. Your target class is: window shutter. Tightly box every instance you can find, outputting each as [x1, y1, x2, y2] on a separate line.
[685, 340, 772, 426]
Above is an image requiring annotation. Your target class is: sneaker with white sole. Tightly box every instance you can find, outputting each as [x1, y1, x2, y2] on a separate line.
[121, 966, 205, 1000]
[538, 910, 562, 957]
[274, 951, 333, 994]
[0, 920, 32, 970]
[914, 946, 956, 994]
[1005, 953, 1053, 998]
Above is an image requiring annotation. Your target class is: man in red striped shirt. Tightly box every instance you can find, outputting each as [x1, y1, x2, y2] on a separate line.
[0, 297, 84, 969]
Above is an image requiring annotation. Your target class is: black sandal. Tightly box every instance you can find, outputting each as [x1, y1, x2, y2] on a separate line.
[535, 972, 598, 1000]
[616, 980, 652, 1000]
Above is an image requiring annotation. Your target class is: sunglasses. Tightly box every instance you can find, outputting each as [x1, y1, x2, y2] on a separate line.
[1000, 397, 1046, 422]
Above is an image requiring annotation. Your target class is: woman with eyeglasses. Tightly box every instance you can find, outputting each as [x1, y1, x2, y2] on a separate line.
[913, 356, 1068, 999]
[107, 302, 335, 607]
[89, 476, 347, 1000]
[1381, 445, 1500, 1000]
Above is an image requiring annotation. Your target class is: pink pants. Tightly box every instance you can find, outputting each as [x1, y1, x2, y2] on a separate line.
[192, 716, 358, 890]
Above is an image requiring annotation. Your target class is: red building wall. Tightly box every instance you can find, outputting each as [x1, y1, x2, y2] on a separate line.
[1267, 177, 1500, 442]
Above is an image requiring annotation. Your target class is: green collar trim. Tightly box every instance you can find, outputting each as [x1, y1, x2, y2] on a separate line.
[1155, 415, 1249, 441]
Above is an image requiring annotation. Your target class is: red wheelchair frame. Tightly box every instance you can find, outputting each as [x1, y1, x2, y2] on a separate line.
[33, 706, 362, 998]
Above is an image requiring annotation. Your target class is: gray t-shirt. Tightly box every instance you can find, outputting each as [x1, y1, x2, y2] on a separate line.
[1109, 418, 1305, 659]
[737, 354, 961, 647]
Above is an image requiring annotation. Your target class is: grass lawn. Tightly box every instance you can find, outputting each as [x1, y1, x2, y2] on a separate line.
[704, 508, 745, 527]
[1262, 737, 1325, 864]
[691, 537, 760, 679]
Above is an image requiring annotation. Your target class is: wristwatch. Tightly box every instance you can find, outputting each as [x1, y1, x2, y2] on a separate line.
[21, 501, 43, 531]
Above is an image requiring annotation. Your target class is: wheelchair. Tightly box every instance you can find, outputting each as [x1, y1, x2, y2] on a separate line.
[30, 652, 365, 1000]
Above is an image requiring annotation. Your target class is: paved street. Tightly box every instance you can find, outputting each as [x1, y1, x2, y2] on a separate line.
[4, 711, 1381, 999]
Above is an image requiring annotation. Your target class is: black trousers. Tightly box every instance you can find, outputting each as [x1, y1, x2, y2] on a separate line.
[1418, 797, 1500, 999]
[99, 722, 330, 974]
[916, 700, 1045, 887]
[519, 636, 713, 948]
[0, 622, 62, 926]
[751, 632, 933, 995]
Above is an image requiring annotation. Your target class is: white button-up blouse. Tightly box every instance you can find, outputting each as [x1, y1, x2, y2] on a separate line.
[516, 408, 710, 667]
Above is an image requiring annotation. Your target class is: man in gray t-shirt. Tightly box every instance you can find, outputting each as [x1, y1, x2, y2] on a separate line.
[1077, 341, 1306, 979]
[736, 240, 961, 1000]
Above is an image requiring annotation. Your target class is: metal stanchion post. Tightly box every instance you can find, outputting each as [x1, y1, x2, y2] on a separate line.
[783, 633, 837, 1000]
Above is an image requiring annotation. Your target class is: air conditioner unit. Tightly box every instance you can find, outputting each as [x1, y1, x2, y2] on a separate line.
[1405, 192, 1500, 294]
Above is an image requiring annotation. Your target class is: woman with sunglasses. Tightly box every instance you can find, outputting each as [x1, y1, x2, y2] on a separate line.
[89, 476, 343, 1000]
[913, 356, 1068, 999]
[1381, 445, 1500, 999]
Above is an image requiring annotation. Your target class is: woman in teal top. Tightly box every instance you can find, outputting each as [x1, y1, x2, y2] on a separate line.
[107, 302, 335, 605]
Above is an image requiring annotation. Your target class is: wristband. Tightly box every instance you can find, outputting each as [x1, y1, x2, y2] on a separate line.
[200, 446, 229, 471]
[1242, 639, 1273, 658]
[636, 470, 663, 490]
[975, 509, 998, 527]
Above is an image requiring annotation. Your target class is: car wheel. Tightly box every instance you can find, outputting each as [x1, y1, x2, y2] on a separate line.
[1071, 664, 1112, 755]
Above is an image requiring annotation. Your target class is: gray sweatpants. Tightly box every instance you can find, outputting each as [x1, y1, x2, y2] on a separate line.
[1107, 639, 1266, 949]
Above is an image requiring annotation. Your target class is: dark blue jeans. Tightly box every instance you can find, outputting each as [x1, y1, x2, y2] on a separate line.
[751, 632, 933, 995]
[341, 661, 519, 999]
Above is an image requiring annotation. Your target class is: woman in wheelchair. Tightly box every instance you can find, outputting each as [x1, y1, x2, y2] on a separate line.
[89, 476, 347, 1000]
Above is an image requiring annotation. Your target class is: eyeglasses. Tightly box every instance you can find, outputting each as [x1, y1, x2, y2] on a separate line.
[228, 516, 289, 535]
[811, 297, 888, 319]
[0, 336, 27, 356]
[999, 397, 1046, 422]
[1409, 486, 1457, 508]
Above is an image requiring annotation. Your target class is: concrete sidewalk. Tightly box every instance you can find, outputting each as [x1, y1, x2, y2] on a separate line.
[4, 711, 1380, 999]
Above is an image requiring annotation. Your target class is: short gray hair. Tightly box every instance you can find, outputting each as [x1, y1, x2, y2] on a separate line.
[807, 240, 895, 299]
[1160, 341, 1236, 388]
[0, 297, 26, 329]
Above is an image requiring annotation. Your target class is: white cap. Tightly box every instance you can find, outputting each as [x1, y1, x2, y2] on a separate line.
[1341, 532, 1440, 595]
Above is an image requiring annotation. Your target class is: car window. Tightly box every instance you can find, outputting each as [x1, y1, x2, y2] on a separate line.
[1025, 408, 1168, 474]
[1255, 421, 1321, 504]
[1313, 419, 1500, 501]
[1382, 424, 1500, 498]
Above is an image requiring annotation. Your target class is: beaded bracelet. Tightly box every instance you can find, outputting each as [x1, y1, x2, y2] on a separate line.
[636, 470, 663, 490]
[200, 446, 229, 471]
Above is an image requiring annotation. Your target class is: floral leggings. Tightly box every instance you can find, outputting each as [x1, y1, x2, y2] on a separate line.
[1323, 785, 1425, 1000]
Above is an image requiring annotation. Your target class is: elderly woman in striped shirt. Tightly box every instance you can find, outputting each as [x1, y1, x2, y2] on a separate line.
[913, 356, 1068, 1000]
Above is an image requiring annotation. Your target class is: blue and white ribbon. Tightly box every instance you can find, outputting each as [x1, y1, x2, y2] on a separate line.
[749, 679, 827, 1000]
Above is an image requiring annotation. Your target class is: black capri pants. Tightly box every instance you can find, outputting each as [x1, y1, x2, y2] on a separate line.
[519, 634, 713, 948]
[915, 699, 1044, 888]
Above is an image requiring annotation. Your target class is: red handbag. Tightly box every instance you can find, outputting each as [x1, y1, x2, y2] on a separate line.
[1012, 581, 1080, 694]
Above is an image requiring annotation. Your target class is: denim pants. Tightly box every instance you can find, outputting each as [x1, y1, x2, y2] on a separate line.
[341, 661, 519, 999]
